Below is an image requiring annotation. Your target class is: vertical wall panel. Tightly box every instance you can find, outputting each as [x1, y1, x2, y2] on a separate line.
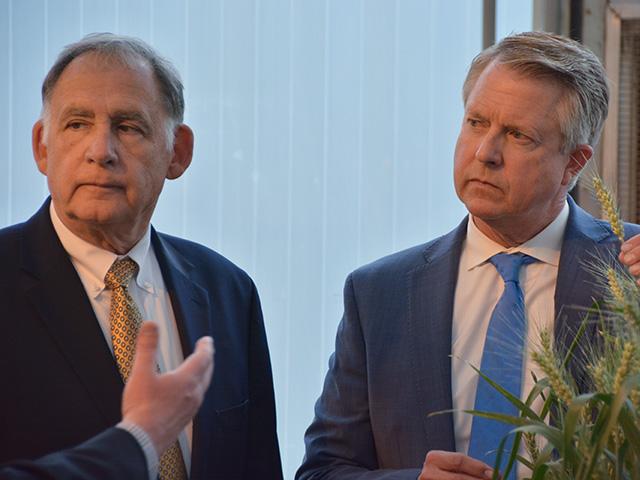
[116, 0, 152, 41]
[81, 0, 116, 34]
[287, 1, 326, 472]
[252, 0, 293, 474]
[425, 0, 480, 239]
[496, 0, 534, 41]
[150, 0, 188, 235]
[215, 0, 256, 267]
[46, 1, 83, 80]
[359, 0, 396, 265]
[321, 0, 362, 374]
[0, 0, 9, 224]
[10, 0, 47, 223]
[183, 0, 221, 247]
[394, 0, 432, 251]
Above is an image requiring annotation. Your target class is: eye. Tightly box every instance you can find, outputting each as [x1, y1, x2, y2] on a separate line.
[508, 129, 533, 144]
[67, 121, 86, 130]
[117, 124, 143, 135]
[467, 118, 480, 127]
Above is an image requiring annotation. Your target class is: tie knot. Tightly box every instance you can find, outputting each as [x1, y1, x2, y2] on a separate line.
[489, 252, 536, 283]
[105, 257, 139, 290]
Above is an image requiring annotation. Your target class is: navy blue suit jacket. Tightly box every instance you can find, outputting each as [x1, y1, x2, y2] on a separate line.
[0, 427, 147, 479]
[0, 200, 283, 480]
[297, 198, 640, 479]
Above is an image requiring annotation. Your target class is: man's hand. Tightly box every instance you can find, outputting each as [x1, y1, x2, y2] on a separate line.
[121, 322, 214, 454]
[620, 236, 640, 281]
[419, 451, 495, 480]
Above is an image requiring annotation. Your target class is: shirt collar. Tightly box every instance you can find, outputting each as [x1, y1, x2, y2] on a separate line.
[462, 200, 569, 271]
[49, 201, 156, 298]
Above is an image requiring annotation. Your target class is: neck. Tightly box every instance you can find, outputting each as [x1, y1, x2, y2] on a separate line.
[53, 208, 148, 255]
[70, 225, 145, 254]
[472, 200, 566, 248]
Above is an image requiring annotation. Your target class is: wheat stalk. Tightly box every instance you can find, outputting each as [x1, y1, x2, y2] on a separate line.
[593, 175, 624, 243]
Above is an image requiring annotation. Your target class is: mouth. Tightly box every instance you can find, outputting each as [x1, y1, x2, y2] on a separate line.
[78, 183, 125, 191]
[467, 179, 500, 190]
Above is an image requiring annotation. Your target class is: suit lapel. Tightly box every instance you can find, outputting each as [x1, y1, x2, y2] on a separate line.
[555, 198, 613, 357]
[20, 201, 123, 425]
[407, 218, 467, 452]
[151, 231, 210, 356]
[151, 231, 211, 468]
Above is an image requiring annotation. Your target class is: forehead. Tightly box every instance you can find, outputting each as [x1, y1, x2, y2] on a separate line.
[466, 62, 565, 127]
[47, 52, 164, 115]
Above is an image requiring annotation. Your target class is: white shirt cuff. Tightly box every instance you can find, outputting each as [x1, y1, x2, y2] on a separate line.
[116, 420, 159, 480]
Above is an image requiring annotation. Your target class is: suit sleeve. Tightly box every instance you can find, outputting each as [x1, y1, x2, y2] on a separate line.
[296, 274, 420, 480]
[245, 281, 284, 479]
[0, 427, 147, 480]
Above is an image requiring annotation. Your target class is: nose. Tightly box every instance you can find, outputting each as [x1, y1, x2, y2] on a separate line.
[474, 130, 503, 166]
[85, 125, 117, 166]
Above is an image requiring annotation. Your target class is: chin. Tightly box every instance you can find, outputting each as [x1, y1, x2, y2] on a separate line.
[67, 204, 128, 226]
[462, 198, 506, 220]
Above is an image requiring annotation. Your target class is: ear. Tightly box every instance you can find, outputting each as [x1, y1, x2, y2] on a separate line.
[561, 144, 593, 186]
[166, 124, 194, 180]
[32, 120, 49, 175]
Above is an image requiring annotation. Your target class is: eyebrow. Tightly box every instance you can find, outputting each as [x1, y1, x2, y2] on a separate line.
[59, 107, 94, 121]
[466, 109, 541, 139]
[465, 111, 489, 124]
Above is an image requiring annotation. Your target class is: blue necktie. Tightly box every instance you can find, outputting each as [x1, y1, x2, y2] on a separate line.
[468, 252, 536, 478]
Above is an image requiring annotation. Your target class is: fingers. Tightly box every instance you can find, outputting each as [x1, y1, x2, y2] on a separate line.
[174, 336, 215, 393]
[619, 235, 640, 281]
[621, 234, 640, 254]
[122, 331, 214, 455]
[129, 322, 159, 379]
[420, 451, 494, 480]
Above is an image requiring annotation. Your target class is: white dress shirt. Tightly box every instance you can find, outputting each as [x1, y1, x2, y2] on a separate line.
[451, 201, 569, 477]
[49, 202, 193, 477]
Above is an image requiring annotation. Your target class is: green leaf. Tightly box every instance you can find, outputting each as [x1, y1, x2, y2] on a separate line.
[562, 393, 597, 471]
[578, 381, 631, 480]
[466, 363, 542, 421]
[512, 423, 565, 450]
[618, 401, 640, 456]
[530, 464, 549, 480]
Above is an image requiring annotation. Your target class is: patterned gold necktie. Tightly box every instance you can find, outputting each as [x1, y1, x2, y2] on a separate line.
[105, 257, 188, 480]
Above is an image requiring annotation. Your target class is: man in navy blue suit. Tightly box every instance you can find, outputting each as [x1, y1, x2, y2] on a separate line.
[0, 33, 282, 479]
[297, 32, 640, 480]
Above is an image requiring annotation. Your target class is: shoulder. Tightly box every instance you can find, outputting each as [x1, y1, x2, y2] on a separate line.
[566, 198, 640, 244]
[0, 221, 24, 249]
[154, 231, 254, 289]
[351, 243, 429, 283]
[624, 221, 640, 238]
[350, 219, 466, 286]
[0, 221, 27, 276]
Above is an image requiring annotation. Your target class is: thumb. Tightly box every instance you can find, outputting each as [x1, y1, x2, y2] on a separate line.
[130, 321, 159, 378]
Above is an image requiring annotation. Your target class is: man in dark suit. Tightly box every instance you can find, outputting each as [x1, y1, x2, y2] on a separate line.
[297, 32, 640, 480]
[1, 321, 214, 479]
[0, 33, 282, 479]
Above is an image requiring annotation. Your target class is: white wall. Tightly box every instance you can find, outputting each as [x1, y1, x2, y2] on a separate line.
[0, 1, 531, 476]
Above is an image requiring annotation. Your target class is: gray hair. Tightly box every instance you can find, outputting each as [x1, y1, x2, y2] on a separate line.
[462, 31, 609, 154]
[41, 32, 184, 146]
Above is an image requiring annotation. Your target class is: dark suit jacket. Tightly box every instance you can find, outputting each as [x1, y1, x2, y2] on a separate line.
[0, 427, 146, 479]
[297, 198, 640, 479]
[0, 200, 283, 480]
